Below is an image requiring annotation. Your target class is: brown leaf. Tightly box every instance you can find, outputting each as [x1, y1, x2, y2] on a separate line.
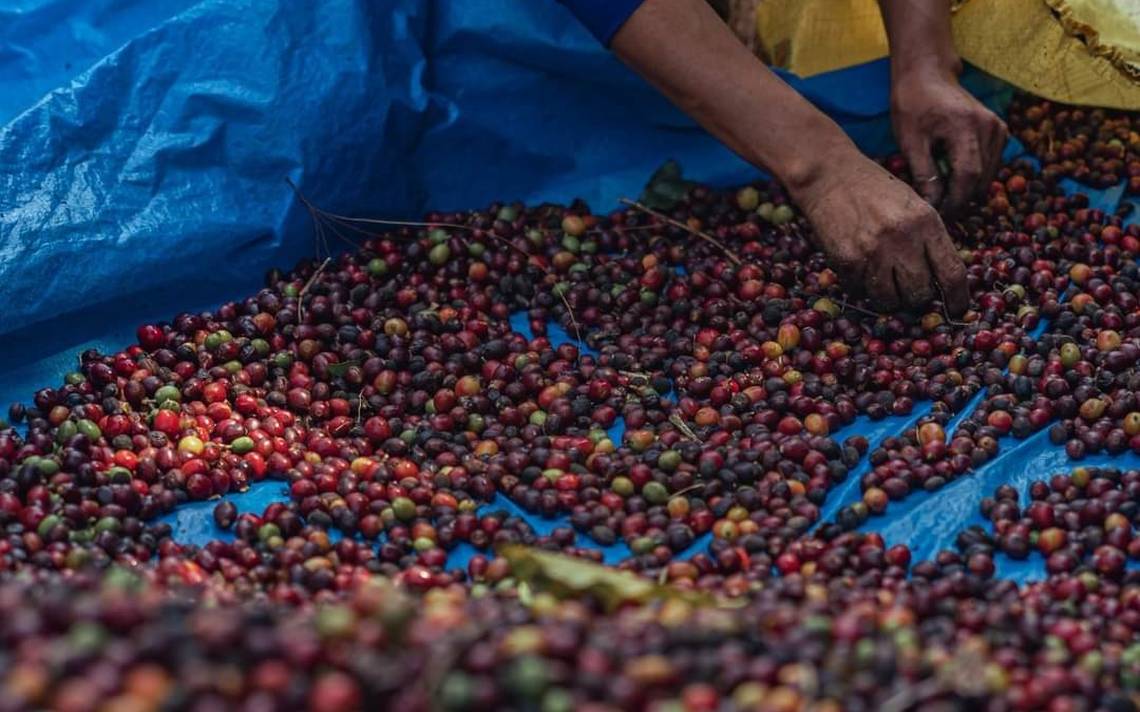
[497, 545, 734, 613]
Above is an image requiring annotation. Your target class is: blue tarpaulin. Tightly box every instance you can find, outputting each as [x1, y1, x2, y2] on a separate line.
[0, 0, 1133, 583]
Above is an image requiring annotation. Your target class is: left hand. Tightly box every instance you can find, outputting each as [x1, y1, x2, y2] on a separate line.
[890, 67, 1008, 213]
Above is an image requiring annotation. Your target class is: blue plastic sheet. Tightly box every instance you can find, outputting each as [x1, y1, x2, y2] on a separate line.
[0, 0, 1012, 347]
[0, 0, 1127, 583]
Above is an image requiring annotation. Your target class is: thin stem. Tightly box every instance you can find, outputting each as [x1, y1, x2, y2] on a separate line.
[285, 178, 589, 363]
[837, 299, 886, 320]
[933, 281, 969, 327]
[297, 258, 332, 324]
[620, 197, 742, 266]
[669, 482, 706, 500]
[668, 414, 702, 444]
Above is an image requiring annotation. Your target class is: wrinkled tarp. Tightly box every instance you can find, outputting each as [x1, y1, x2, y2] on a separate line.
[1, 0, 1134, 583]
[0, 0, 1011, 347]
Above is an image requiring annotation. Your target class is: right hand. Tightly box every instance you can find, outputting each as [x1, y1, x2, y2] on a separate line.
[891, 66, 1008, 214]
[790, 155, 969, 316]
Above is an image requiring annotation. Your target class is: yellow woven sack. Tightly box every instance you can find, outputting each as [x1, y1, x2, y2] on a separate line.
[749, 0, 1140, 109]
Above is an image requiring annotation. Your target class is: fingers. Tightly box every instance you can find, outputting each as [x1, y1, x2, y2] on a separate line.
[982, 117, 1009, 188]
[865, 257, 902, 313]
[829, 248, 869, 302]
[892, 251, 936, 310]
[924, 228, 969, 316]
[903, 135, 944, 207]
[943, 129, 984, 213]
[940, 109, 1008, 214]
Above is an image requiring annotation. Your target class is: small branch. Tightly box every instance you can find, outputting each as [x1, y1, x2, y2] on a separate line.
[933, 282, 970, 327]
[562, 299, 587, 356]
[287, 177, 472, 236]
[297, 257, 332, 324]
[669, 483, 705, 500]
[837, 299, 886, 320]
[880, 679, 946, 712]
[620, 197, 742, 266]
[668, 414, 702, 444]
[285, 178, 591, 363]
[840, 289, 967, 329]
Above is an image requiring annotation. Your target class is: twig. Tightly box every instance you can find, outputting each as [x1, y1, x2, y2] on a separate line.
[287, 177, 475, 236]
[607, 224, 664, 235]
[837, 299, 886, 320]
[566, 309, 588, 357]
[669, 483, 706, 500]
[839, 289, 967, 329]
[933, 281, 970, 327]
[285, 178, 590, 362]
[668, 414, 702, 444]
[620, 197, 742, 266]
[880, 678, 946, 712]
[286, 177, 332, 260]
[297, 257, 331, 324]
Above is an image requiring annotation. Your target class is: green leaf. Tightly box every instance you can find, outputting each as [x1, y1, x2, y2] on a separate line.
[326, 360, 361, 378]
[639, 160, 695, 212]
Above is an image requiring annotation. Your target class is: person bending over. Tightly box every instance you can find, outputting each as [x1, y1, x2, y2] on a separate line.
[558, 0, 1007, 315]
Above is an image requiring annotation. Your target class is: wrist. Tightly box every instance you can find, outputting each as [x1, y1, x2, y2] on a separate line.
[891, 49, 962, 88]
[777, 137, 864, 207]
[889, 58, 962, 115]
[752, 117, 858, 199]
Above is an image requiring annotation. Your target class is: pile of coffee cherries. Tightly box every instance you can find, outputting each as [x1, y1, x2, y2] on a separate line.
[1009, 94, 1140, 194]
[0, 94, 1139, 710]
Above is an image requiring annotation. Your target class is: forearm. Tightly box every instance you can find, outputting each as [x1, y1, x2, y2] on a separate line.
[610, 0, 858, 199]
[877, 0, 961, 80]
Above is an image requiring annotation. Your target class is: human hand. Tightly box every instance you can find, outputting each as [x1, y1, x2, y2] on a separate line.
[792, 154, 969, 315]
[891, 67, 1008, 213]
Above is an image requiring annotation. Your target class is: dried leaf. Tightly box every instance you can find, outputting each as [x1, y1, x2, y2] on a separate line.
[498, 545, 732, 613]
[668, 414, 702, 443]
